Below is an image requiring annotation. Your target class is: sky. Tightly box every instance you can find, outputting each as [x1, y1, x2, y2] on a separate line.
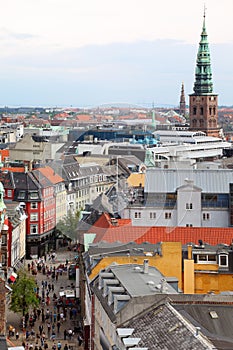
[0, 0, 232, 108]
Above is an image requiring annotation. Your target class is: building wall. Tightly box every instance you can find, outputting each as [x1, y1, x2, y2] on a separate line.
[9, 134, 47, 162]
[94, 296, 115, 350]
[55, 184, 67, 224]
[19, 219, 26, 260]
[89, 242, 182, 289]
[194, 268, 233, 294]
[128, 206, 229, 228]
[0, 278, 6, 335]
[177, 185, 201, 227]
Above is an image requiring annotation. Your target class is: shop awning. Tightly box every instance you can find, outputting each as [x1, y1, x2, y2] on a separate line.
[9, 272, 17, 282]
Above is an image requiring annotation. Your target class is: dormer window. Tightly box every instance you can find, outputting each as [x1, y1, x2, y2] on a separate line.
[195, 254, 217, 264]
[18, 191, 26, 199]
[29, 191, 39, 200]
[219, 254, 228, 267]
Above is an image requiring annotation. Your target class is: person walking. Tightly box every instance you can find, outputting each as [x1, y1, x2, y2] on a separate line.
[57, 321, 61, 333]
[78, 333, 83, 346]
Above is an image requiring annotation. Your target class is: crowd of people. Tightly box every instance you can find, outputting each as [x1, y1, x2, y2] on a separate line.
[8, 256, 83, 350]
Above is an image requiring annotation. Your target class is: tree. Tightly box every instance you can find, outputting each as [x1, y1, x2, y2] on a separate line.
[10, 269, 39, 316]
[56, 210, 81, 241]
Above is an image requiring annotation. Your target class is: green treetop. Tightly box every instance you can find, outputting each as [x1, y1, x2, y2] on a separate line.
[10, 270, 39, 316]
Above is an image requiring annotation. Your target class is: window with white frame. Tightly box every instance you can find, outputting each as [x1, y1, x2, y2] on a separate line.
[219, 254, 228, 267]
[186, 203, 193, 210]
[7, 189, 12, 197]
[165, 212, 171, 219]
[18, 191, 26, 199]
[196, 254, 217, 264]
[30, 213, 38, 221]
[29, 191, 39, 200]
[149, 212, 156, 219]
[134, 212, 141, 219]
[30, 224, 38, 234]
[203, 213, 210, 221]
[30, 202, 38, 209]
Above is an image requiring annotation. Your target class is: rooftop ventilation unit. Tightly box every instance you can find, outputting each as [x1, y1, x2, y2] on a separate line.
[123, 338, 141, 347]
[147, 281, 155, 286]
[133, 266, 141, 271]
[117, 328, 134, 337]
[209, 311, 218, 319]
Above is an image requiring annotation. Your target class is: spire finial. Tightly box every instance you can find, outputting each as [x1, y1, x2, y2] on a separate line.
[204, 4, 206, 18]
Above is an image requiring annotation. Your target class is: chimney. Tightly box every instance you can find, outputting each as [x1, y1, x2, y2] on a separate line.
[143, 259, 149, 274]
[187, 245, 192, 260]
[195, 327, 201, 336]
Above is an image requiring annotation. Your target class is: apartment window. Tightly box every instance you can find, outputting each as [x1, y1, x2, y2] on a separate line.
[197, 254, 217, 264]
[29, 191, 39, 200]
[200, 119, 204, 127]
[219, 254, 228, 267]
[30, 202, 38, 209]
[165, 212, 171, 219]
[203, 213, 210, 221]
[30, 224, 38, 234]
[30, 213, 38, 221]
[18, 191, 26, 199]
[7, 190, 12, 197]
[149, 212, 156, 219]
[200, 107, 204, 115]
[134, 212, 141, 219]
[193, 107, 197, 115]
[186, 203, 193, 210]
[186, 224, 193, 227]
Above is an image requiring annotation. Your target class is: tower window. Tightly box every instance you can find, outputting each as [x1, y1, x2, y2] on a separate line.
[193, 107, 197, 115]
[209, 107, 212, 115]
[200, 107, 204, 115]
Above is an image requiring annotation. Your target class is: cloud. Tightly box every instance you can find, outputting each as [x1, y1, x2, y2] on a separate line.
[0, 27, 37, 41]
[0, 38, 232, 107]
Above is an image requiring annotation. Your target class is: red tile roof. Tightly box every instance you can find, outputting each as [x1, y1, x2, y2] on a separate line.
[90, 221, 233, 246]
[88, 213, 132, 242]
[36, 166, 64, 184]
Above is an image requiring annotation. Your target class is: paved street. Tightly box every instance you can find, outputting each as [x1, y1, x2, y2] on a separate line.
[6, 247, 82, 350]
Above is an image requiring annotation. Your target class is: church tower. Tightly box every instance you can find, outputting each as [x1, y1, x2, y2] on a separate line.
[179, 82, 186, 116]
[189, 11, 219, 137]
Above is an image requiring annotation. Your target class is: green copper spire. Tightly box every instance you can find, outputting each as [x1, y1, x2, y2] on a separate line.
[193, 10, 213, 94]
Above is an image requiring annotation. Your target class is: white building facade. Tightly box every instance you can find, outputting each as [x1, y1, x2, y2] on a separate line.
[124, 168, 233, 228]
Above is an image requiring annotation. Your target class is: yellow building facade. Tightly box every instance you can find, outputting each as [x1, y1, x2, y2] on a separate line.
[89, 241, 183, 290]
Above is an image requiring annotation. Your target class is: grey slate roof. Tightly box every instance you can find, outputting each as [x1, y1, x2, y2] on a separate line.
[0, 170, 15, 189]
[87, 241, 161, 256]
[122, 302, 213, 350]
[145, 168, 233, 194]
[174, 304, 233, 349]
[91, 264, 178, 324]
